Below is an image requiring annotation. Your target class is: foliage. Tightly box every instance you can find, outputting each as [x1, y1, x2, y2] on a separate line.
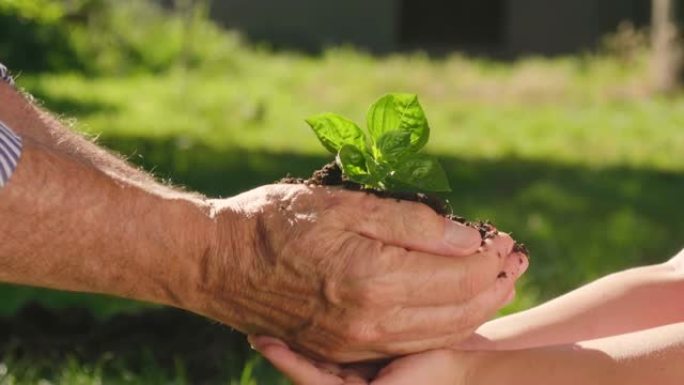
[66, 0, 242, 75]
[307, 93, 450, 192]
[0, 354, 288, 385]
[0, 0, 81, 73]
[0, 0, 242, 75]
[1, 15, 684, 384]
[0, 0, 66, 22]
[9, 49, 683, 316]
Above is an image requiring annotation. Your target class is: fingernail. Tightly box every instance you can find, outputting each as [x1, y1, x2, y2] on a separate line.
[248, 335, 288, 351]
[444, 219, 481, 250]
[247, 335, 260, 350]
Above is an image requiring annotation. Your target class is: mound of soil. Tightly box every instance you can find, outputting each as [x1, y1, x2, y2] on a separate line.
[280, 161, 529, 255]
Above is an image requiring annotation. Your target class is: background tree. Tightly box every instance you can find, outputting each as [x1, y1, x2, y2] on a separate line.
[651, 0, 682, 93]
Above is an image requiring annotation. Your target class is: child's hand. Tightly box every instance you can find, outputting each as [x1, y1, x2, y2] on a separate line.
[372, 350, 477, 385]
[250, 335, 483, 385]
[249, 336, 375, 384]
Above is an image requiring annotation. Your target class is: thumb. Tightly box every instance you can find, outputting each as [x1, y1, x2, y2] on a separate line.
[347, 195, 481, 257]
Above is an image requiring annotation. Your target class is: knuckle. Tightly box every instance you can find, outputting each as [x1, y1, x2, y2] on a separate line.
[342, 240, 384, 278]
[412, 202, 440, 224]
[356, 287, 377, 307]
[457, 270, 479, 298]
[379, 244, 408, 266]
[342, 320, 379, 345]
[344, 265, 406, 310]
[352, 282, 386, 308]
[397, 202, 437, 239]
[333, 193, 385, 229]
[349, 241, 397, 277]
[455, 308, 477, 331]
[323, 276, 344, 306]
[339, 244, 408, 306]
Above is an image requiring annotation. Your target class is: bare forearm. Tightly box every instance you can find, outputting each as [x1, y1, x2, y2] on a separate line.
[471, 261, 684, 349]
[472, 322, 684, 385]
[0, 82, 175, 192]
[0, 82, 218, 309]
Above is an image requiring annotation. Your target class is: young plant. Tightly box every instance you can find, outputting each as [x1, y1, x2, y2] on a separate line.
[306, 93, 451, 192]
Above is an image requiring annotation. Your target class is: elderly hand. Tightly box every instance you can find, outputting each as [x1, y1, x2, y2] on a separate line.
[248, 239, 526, 383]
[0, 77, 523, 365]
[248, 239, 527, 382]
[188, 183, 524, 362]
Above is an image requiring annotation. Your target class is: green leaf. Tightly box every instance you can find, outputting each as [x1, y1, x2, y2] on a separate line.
[306, 113, 367, 154]
[366, 93, 429, 152]
[390, 154, 451, 192]
[336, 144, 372, 185]
[375, 129, 412, 160]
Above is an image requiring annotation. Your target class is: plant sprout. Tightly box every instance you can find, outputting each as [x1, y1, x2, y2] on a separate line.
[306, 93, 451, 192]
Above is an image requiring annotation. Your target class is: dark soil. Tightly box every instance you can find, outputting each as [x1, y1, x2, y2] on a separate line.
[280, 161, 529, 255]
[281, 161, 452, 216]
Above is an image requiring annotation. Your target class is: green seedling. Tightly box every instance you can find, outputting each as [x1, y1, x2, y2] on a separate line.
[306, 93, 451, 192]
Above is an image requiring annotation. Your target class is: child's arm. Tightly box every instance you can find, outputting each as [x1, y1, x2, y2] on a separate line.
[464, 321, 684, 385]
[464, 248, 684, 350]
[251, 322, 684, 385]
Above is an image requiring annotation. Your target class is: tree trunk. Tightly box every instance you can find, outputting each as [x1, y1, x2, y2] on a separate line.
[651, 0, 682, 93]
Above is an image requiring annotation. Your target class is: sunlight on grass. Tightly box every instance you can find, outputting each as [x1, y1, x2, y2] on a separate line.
[5, 44, 684, 385]
[20, 48, 684, 173]
[12, 45, 684, 332]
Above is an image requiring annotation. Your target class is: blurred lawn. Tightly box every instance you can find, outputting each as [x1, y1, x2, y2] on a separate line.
[3, 47, 684, 384]
[20, 49, 684, 172]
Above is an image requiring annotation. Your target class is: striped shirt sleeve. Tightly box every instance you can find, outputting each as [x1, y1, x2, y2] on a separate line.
[0, 62, 14, 87]
[0, 121, 23, 188]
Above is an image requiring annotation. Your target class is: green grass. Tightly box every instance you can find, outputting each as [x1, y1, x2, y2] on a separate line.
[3, 46, 684, 384]
[0, 354, 287, 385]
[20, 49, 684, 173]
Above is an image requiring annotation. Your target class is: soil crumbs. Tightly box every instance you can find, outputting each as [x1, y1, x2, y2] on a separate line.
[281, 161, 529, 255]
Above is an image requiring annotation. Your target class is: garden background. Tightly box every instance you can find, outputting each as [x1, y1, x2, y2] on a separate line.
[1, 0, 684, 384]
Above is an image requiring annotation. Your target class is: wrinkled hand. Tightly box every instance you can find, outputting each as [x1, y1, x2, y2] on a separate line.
[189, 184, 523, 362]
